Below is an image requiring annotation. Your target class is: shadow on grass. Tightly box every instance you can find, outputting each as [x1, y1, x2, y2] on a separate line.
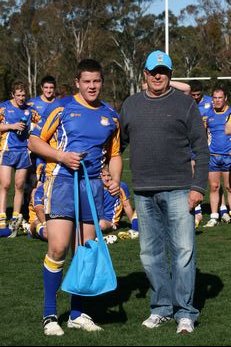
[59, 271, 149, 325]
[194, 268, 224, 311]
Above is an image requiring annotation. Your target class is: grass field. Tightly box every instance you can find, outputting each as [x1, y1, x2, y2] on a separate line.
[0, 154, 231, 346]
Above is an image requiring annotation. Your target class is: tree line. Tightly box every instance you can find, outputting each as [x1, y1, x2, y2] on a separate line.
[0, 0, 230, 109]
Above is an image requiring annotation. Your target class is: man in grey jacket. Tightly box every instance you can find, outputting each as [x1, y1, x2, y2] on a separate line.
[120, 50, 209, 334]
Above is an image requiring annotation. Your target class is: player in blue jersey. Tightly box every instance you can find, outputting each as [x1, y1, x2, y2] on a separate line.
[189, 80, 213, 119]
[189, 79, 213, 228]
[0, 81, 39, 238]
[26, 76, 72, 203]
[99, 164, 138, 241]
[28, 59, 122, 336]
[203, 86, 231, 227]
[27, 75, 58, 117]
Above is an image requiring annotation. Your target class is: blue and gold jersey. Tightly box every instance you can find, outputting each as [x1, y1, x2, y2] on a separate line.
[28, 95, 59, 118]
[198, 95, 213, 118]
[206, 106, 231, 155]
[103, 181, 130, 224]
[31, 94, 120, 178]
[0, 100, 39, 151]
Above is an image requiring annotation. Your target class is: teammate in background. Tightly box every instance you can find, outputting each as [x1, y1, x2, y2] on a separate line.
[203, 86, 231, 227]
[56, 83, 74, 106]
[189, 79, 213, 228]
[28, 59, 122, 336]
[100, 165, 138, 240]
[189, 79, 213, 117]
[0, 81, 39, 238]
[28, 75, 58, 117]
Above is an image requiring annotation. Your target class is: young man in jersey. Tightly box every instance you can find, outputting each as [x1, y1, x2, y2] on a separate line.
[0, 81, 39, 238]
[28, 59, 122, 336]
[203, 87, 231, 227]
[189, 79, 213, 228]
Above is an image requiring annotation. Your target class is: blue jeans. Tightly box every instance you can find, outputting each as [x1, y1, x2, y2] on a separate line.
[134, 190, 199, 322]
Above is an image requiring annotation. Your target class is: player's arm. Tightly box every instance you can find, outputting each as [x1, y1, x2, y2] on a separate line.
[123, 198, 134, 222]
[106, 118, 123, 196]
[28, 110, 82, 171]
[225, 113, 231, 135]
[34, 204, 46, 224]
[170, 80, 191, 95]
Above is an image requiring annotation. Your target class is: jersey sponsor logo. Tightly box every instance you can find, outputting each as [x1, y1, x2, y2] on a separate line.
[70, 113, 81, 117]
[204, 103, 211, 109]
[100, 116, 110, 126]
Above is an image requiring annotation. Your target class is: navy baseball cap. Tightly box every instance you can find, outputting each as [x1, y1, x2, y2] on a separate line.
[144, 50, 173, 71]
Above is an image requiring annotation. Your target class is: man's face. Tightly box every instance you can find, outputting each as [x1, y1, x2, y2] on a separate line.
[190, 90, 202, 104]
[12, 89, 26, 107]
[144, 66, 171, 96]
[41, 82, 55, 100]
[75, 71, 102, 106]
[212, 90, 226, 111]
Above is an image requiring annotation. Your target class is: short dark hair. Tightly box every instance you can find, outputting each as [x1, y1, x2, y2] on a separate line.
[40, 75, 56, 88]
[75, 59, 104, 81]
[189, 79, 203, 92]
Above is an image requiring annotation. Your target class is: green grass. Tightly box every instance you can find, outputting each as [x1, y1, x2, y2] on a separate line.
[1, 154, 231, 345]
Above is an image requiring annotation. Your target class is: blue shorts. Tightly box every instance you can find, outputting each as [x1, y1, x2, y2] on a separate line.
[44, 176, 104, 222]
[0, 150, 31, 169]
[209, 154, 231, 172]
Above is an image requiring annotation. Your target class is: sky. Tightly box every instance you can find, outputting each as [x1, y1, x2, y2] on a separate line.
[149, 0, 194, 17]
[148, 0, 228, 17]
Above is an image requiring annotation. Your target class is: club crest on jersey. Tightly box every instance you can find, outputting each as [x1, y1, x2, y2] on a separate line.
[100, 116, 110, 126]
[24, 110, 30, 116]
[70, 113, 81, 117]
[204, 103, 211, 109]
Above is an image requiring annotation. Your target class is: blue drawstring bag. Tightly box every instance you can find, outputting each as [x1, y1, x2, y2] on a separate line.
[61, 161, 117, 296]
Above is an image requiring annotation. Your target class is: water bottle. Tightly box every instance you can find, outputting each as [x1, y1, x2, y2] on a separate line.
[17, 114, 28, 136]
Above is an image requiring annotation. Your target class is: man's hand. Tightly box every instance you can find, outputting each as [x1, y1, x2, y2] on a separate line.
[108, 180, 120, 196]
[57, 151, 83, 171]
[188, 190, 204, 211]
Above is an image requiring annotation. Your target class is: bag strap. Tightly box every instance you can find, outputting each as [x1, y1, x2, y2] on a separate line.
[74, 161, 105, 248]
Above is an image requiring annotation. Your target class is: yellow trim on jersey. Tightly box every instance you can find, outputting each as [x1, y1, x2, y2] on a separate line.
[44, 176, 55, 214]
[105, 117, 121, 158]
[40, 107, 63, 143]
[74, 93, 100, 110]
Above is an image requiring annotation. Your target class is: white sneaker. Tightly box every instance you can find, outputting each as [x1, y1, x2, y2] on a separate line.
[67, 313, 103, 332]
[221, 213, 230, 223]
[142, 314, 171, 328]
[8, 214, 23, 237]
[127, 229, 139, 239]
[43, 315, 64, 336]
[177, 318, 194, 334]
[203, 218, 218, 228]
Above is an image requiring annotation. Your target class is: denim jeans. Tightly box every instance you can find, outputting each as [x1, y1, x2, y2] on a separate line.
[134, 189, 199, 322]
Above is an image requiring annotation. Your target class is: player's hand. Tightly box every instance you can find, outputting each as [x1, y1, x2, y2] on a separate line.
[57, 151, 83, 170]
[11, 122, 26, 131]
[188, 190, 203, 211]
[108, 180, 120, 196]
